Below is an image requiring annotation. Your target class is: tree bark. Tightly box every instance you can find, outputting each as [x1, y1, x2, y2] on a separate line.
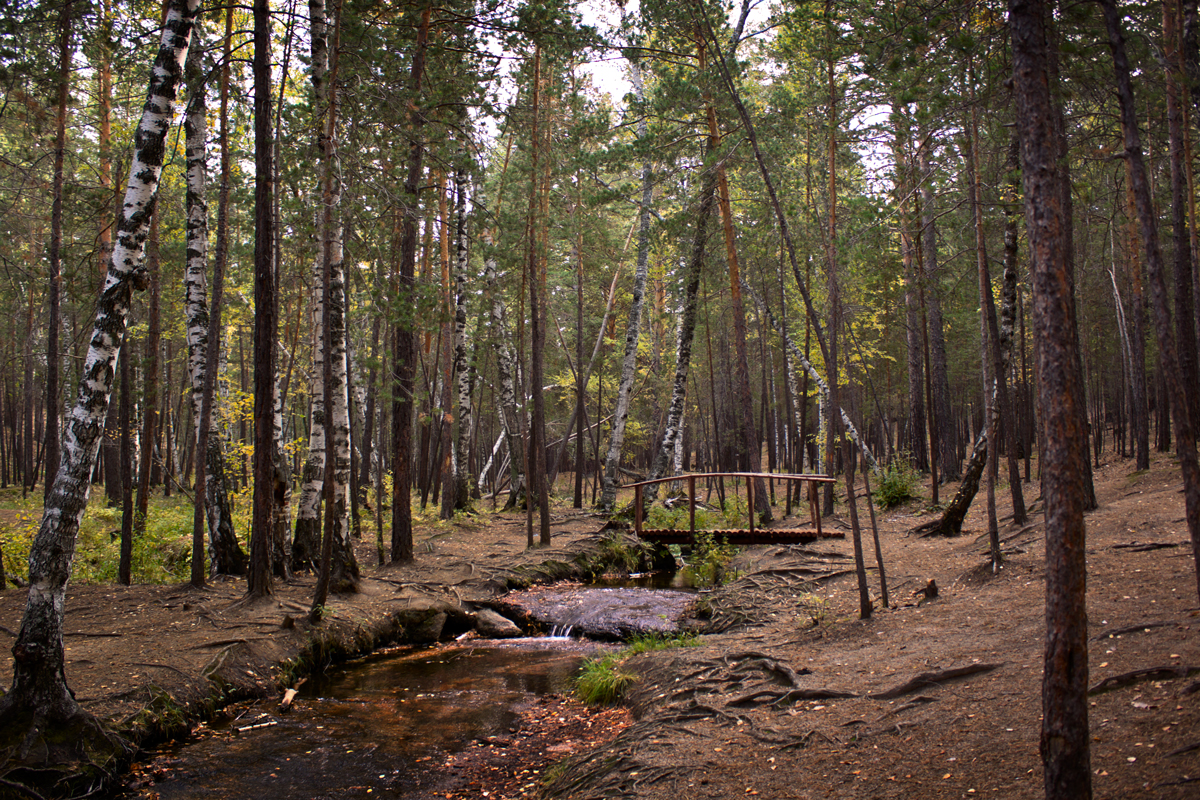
[919, 115, 958, 481]
[1014, 1, 1092, 796]
[194, 3, 244, 579]
[248, 0, 276, 598]
[135, 215, 161, 537]
[643, 153, 718, 506]
[1103, 0, 1200, 607]
[0, 0, 198, 728]
[392, 4, 432, 562]
[525, 45, 551, 546]
[450, 158, 473, 513]
[599, 58, 654, 514]
[43, 0, 73, 502]
[895, 113, 928, 474]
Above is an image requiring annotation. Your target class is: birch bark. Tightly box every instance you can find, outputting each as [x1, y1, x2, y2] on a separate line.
[1, 0, 198, 725]
[599, 59, 653, 513]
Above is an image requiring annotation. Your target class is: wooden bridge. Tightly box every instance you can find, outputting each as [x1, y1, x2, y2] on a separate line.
[628, 472, 842, 546]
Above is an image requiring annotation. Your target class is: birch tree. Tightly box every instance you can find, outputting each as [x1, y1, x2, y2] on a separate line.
[598, 57, 653, 514]
[0, 0, 198, 739]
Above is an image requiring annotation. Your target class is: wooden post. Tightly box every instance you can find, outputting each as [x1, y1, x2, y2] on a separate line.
[635, 483, 643, 536]
[810, 480, 822, 535]
[688, 474, 696, 538]
[747, 474, 755, 536]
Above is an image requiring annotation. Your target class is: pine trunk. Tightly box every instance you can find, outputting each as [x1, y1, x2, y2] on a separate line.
[1018, 0, 1093, 794]
[392, 4, 431, 562]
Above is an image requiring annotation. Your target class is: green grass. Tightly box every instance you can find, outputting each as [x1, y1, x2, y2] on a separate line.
[0, 489, 248, 585]
[574, 632, 699, 705]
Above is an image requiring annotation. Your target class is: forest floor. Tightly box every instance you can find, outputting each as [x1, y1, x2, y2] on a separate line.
[0, 449, 1197, 799]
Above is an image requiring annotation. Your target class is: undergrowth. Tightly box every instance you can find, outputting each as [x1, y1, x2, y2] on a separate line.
[0, 490, 249, 585]
[872, 460, 920, 509]
[574, 632, 699, 705]
[684, 529, 740, 588]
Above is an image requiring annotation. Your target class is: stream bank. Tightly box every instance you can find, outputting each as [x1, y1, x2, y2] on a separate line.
[0, 513, 656, 798]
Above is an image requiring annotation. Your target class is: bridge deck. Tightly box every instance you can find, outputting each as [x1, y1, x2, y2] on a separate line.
[637, 528, 845, 546]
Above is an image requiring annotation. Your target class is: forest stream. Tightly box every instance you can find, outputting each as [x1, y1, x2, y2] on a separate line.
[117, 579, 692, 799]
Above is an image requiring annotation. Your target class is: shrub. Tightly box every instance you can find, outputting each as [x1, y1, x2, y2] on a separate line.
[685, 529, 740, 587]
[872, 461, 920, 509]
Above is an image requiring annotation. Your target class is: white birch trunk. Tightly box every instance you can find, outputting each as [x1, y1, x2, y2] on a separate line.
[3, 0, 197, 723]
[327, 224, 358, 588]
[451, 160, 473, 511]
[486, 253, 525, 505]
[742, 280, 879, 475]
[599, 60, 654, 513]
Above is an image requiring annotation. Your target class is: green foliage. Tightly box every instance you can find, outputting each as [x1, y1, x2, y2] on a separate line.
[573, 652, 637, 705]
[684, 529, 740, 588]
[795, 592, 832, 630]
[588, 532, 643, 576]
[0, 492, 211, 586]
[646, 502, 714, 531]
[0, 494, 40, 581]
[574, 632, 699, 706]
[74, 501, 196, 584]
[872, 461, 921, 509]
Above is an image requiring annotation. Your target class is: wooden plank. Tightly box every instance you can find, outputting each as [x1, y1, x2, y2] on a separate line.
[638, 528, 845, 545]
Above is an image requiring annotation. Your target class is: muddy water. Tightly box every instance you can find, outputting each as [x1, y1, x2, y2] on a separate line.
[122, 639, 604, 800]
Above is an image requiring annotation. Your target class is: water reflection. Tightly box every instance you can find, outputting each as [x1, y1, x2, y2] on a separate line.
[122, 641, 601, 800]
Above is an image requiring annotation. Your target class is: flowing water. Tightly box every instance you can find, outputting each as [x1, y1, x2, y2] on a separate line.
[121, 639, 604, 800]
[120, 580, 693, 798]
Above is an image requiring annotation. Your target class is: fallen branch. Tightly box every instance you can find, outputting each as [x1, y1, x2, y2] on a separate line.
[1088, 665, 1200, 695]
[869, 663, 1003, 699]
[279, 677, 307, 713]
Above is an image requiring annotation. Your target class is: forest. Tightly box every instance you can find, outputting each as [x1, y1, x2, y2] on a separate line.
[1, 0, 1199, 797]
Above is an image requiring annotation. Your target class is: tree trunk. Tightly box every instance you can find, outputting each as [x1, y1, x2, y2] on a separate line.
[135, 215, 161, 537]
[248, 0, 276, 598]
[486, 253, 526, 508]
[705, 39, 770, 522]
[1015, 1, 1093, 796]
[184, 36, 210, 586]
[599, 59, 654, 514]
[197, 1, 244, 579]
[43, 0, 73, 502]
[643, 153, 718, 507]
[1103, 0, 1200, 607]
[0, 0, 198, 733]
[894, 112, 928, 473]
[450, 158, 473, 513]
[525, 45, 551, 546]
[119, 341, 133, 586]
[1124, 160, 1150, 470]
[392, 4, 431, 562]
[919, 115, 958, 481]
[1167, 0, 1200, 429]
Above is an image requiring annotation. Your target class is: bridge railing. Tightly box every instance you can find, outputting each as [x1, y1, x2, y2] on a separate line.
[625, 472, 836, 543]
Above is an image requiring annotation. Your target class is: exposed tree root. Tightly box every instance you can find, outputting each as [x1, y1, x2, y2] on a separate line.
[868, 663, 1003, 699]
[1088, 665, 1200, 695]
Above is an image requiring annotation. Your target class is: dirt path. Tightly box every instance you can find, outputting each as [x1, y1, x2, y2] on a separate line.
[541, 456, 1200, 799]
[1, 455, 1198, 799]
